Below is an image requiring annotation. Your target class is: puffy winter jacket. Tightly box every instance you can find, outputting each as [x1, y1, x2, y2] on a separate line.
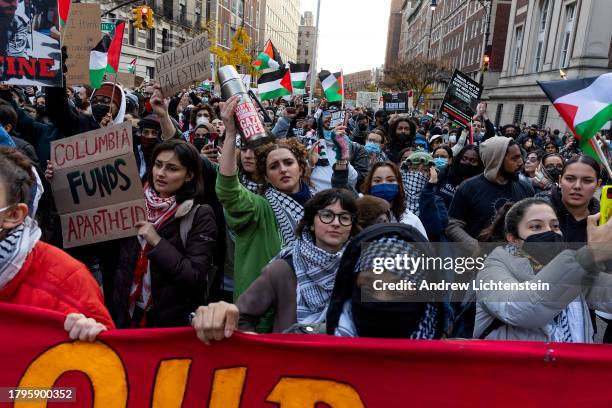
[0, 241, 115, 329]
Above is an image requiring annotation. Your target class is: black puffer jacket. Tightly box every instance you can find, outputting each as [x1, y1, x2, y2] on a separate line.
[549, 185, 599, 244]
[113, 201, 217, 328]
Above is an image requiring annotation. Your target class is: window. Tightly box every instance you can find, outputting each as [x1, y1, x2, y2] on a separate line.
[512, 26, 523, 75]
[146, 66, 155, 79]
[162, 28, 169, 53]
[560, 3, 576, 68]
[495, 104, 503, 127]
[513, 104, 524, 124]
[146, 28, 155, 50]
[128, 24, 136, 46]
[538, 105, 549, 129]
[534, 0, 549, 72]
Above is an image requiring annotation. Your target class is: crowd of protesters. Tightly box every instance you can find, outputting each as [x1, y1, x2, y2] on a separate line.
[2, 49, 612, 345]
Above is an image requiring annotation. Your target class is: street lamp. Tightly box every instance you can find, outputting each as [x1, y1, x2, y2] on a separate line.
[430, 0, 437, 10]
[427, 0, 436, 58]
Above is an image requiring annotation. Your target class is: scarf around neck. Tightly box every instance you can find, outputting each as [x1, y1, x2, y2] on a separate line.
[0, 217, 41, 290]
[401, 171, 428, 215]
[284, 230, 345, 324]
[265, 185, 307, 247]
[144, 183, 178, 227]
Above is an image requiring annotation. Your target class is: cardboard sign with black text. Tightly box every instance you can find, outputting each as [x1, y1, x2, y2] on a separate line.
[440, 70, 483, 126]
[50, 123, 146, 248]
[64, 3, 102, 87]
[0, 0, 63, 86]
[329, 110, 346, 129]
[155, 34, 212, 96]
[383, 93, 409, 113]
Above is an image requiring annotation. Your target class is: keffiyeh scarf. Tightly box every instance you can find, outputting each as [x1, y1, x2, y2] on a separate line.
[240, 173, 260, 194]
[265, 186, 305, 247]
[0, 217, 41, 290]
[282, 230, 346, 324]
[401, 171, 428, 216]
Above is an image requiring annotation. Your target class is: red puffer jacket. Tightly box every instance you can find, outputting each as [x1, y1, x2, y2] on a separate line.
[0, 241, 115, 329]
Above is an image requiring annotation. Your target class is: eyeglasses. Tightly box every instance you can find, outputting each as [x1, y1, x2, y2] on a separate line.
[526, 156, 540, 163]
[317, 209, 353, 226]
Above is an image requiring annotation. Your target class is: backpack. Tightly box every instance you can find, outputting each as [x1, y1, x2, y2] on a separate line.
[325, 223, 450, 337]
[179, 204, 217, 304]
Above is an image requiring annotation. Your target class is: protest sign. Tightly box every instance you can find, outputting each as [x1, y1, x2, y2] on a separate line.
[155, 34, 211, 96]
[0, 0, 63, 86]
[116, 71, 145, 89]
[50, 123, 145, 248]
[383, 92, 409, 113]
[64, 3, 102, 87]
[329, 110, 346, 129]
[3, 303, 612, 407]
[440, 69, 484, 126]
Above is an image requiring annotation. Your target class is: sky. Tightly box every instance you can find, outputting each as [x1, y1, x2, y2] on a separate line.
[299, 0, 391, 74]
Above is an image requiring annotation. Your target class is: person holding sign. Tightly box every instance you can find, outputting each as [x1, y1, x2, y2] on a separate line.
[0, 147, 114, 341]
[113, 139, 218, 328]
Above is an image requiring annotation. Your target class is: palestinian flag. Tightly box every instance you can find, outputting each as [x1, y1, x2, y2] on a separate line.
[252, 39, 283, 71]
[257, 68, 292, 101]
[319, 70, 343, 102]
[289, 62, 309, 95]
[59, 0, 71, 29]
[89, 21, 125, 89]
[538, 73, 612, 162]
[128, 58, 137, 74]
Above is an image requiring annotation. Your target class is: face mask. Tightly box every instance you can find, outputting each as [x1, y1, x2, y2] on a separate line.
[433, 157, 448, 170]
[457, 163, 481, 179]
[323, 129, 334, 141]
[545, 168, 561, 182]
[202, 97, 209, 103]
[140, 137, 158, 162]
[144, 98, 153, 113]
[193, 138, 207, 152]
[370, 183, 399, 203]
[358, 123, 368, 132]
[91, 103, 110, 123]
[442, 129, 449, 135]
[364, 142, 381, 154]
[196, 117, 209, 126]
[449, 135, 457, 144]
[520, 231, 565, 265]
[36, 105, 46, 116]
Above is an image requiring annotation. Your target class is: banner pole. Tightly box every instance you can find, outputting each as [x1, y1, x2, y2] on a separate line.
[307, 0, 321, 116]
[107, 72, 119, 122]
[592, 137, 612, 180]
[341, 69, 345, 111]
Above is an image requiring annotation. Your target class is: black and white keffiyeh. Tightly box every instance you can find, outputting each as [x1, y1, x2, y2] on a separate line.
[0, 217, 41, 290]
[401, 171, 429, 216]
[240, 173, 260, 193]
[265, 186, 305, 247]
[281, 230, 345, 324]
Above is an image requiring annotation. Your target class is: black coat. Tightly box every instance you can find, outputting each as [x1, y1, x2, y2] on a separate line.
[549, 185, 599, 244]
[113, 202, 218, 328]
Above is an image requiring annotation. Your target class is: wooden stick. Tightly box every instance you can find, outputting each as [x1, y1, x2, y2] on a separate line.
[592, 137, 612, 180]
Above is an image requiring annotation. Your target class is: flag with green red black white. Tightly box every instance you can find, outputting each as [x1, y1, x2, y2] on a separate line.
[289, 63, 309, 95]
[318, 70, 343, 102]
[89, 21, 125, 89]
[538, 73, 612, 163]
[257, 68, 293, 101]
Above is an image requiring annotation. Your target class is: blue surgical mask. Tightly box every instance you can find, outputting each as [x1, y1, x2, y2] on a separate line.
[370, 183, 399, 203]
[323, 129, 334, 141]
[364, 142, 381, 154]
[433, 157, 448, 170]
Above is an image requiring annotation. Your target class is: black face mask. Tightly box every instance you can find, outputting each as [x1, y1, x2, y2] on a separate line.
[521, 231, 566, 265]
[92, 103, 110, 123]
[396, 132, 411, 144]
[546, 168, 561, 183]
[358, 123, 368, 132]
[193, 138, 207, 152]
[457, 163, 481, 179]
[36, 105, 46, 117]
[351, 288, 425, 338]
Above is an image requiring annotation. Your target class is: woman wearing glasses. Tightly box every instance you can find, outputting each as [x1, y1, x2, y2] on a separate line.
[192, 189, 357, 342]
[533, 153, 564, 196]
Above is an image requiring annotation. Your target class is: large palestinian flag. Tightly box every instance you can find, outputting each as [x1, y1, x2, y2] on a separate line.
[59, 0, 71, 28]
[257, 68, 293, 101]
[319, 70, 343, 102]
[289, 62, 309, 95]
[89, 21, 125, 89]
[538, 73, 612, 162]
[252, 39, 283, 71]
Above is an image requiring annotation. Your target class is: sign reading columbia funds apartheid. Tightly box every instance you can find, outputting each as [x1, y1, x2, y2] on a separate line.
[0, 0, 63, 86]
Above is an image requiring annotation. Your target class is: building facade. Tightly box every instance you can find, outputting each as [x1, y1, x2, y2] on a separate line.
[385, 0, 405, 69]
[297, 11, 317, 90]
[261, 0, 300, 63]
[344, 69, 375, 100]
[486, 0, 612, 130]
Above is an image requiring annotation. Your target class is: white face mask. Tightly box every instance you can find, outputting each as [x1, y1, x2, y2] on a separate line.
[196, 117, 209, 126]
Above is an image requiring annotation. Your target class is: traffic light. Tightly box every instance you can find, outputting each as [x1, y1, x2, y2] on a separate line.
[141, 5, 154, 30]
[132, 7, 143, 29]
[482, 53, 490, 71]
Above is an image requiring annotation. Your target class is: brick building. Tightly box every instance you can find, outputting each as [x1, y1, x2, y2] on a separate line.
[344, 70, 375, 100]
[385, 0, 405, 69]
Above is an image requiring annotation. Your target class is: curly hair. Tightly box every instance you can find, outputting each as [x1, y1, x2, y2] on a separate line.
[255, 138, 311, 191]
[189, 104, 216, 128]
[0, 147, 35, 206]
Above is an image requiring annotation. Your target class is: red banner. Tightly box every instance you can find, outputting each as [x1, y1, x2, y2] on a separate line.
[1, 302, 612, 407]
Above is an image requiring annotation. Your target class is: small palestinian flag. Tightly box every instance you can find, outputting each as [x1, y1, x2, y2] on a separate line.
[89, 21, 125, 89]
[538, 73, 612, 162]
[59, 0, 71, 29]
[289, 62, 309, 95]
[128, 58, 137, 74]
[252, 39, 283, 71]
[257, 68, 292, 101]
[319, 70, 343, 102]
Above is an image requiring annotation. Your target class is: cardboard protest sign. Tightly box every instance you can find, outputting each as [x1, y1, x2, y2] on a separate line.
[329, 110, 346, 129]
[0, 0, 63, 86]
[115, 71, 145, 89]
[440, 69, 483, 126]
[155, 34, 211, 96]
[64, 3, 102, 87]
[383, 92, 409, 113]
[50, 123, 146, 248]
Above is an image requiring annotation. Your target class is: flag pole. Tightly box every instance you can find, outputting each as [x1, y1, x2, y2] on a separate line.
[340, 69, 345, 111]
[307, 0, 321, 116]
[592, 137, 612, 180]
[107, 72, 119, 123]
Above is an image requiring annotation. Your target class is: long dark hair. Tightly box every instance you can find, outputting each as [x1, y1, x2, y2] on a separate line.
[147, 139, 204, 203]
[561, 155, 601, 179]
[479, 198, 552, 242]
[361, 161, 406, 221]
[296, 188, 358, 237]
